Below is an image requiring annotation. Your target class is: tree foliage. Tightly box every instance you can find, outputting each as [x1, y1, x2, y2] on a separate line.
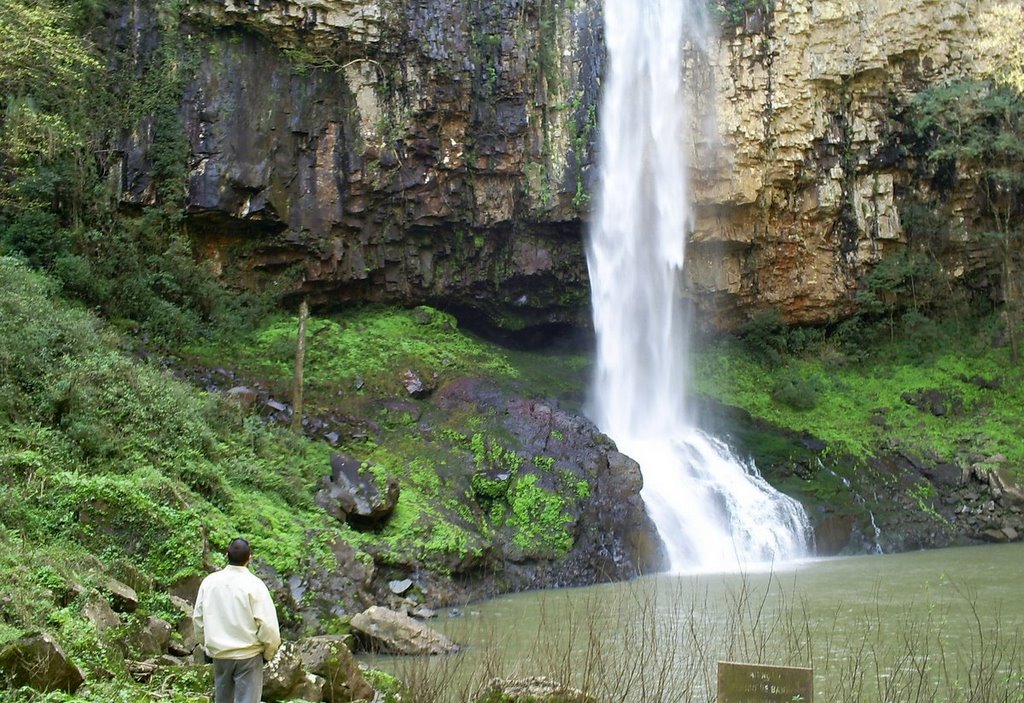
[0, 1, 100, 211]
[909, 78, 1024, 362]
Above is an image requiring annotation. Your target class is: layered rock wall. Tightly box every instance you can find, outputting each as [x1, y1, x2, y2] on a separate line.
[164, 0, 605, 336]
[118, 0, 995, 334]
[694, 0, 993, 327]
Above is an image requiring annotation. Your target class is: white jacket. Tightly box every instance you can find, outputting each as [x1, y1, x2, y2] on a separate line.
[193, 565, 281, 660]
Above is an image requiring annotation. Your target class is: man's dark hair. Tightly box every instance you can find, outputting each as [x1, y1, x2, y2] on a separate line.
[226, 537, 251, 566]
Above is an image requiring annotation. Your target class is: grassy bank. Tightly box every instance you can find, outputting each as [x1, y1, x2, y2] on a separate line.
[693, 329, 1024, 468]
[0, 256, 591, 702]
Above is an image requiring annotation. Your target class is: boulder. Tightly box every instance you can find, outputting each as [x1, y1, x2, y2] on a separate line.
[136, 616, 173, 657]
[388, 579, 413, 595]
[473, 676, 596, 703]
[988, 468, 1024, 508]
[0, 632, 85, 693]
[103, 578, 139, 613]
[297, 635, 374, 702]
[402, 370, 431, 397]
[981, 528, 1013, 543]
[83, 593, 121, 632]
[126, 655, 188, 683]
[168, 594, 198, 651]
[262, 642, 305, 702]
[349, 606, 459, 655]
[290, 672, 327, 702]
[226, 385, 259, 410]
[316, 453, 400, 529]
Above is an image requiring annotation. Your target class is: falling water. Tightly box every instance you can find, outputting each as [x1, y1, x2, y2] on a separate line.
[586, 0, 811, 572]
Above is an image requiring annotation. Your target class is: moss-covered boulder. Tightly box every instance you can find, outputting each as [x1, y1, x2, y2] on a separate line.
[0, 632, 85, 694]
[473, 676, 595, 703]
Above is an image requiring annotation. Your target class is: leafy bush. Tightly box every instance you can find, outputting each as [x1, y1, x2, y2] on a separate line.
[739, 309, 789, 366]
[710, 0, 772, 29]
[770, 367, 823, 411]
[0, 209, 71, 268]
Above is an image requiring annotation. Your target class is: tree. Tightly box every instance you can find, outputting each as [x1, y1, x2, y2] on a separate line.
[910, 79, 1024, 363]
[0, 2, 100, 214]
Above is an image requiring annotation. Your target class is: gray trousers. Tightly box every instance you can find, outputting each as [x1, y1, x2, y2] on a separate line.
[212, 654, 264, 703]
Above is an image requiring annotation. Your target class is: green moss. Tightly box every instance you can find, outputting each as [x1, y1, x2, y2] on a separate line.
[338, 442, 484, 571]
[472, 472, 512, 500]
[534, 455, 556, 471]
[575, 479, 591, 499]
[185, 305, 517, 401]
[693, 331, 1024, 469]
[508, 474, 573, 556]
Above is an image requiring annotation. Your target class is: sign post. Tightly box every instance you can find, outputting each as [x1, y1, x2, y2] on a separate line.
[718, 661, 813, 702]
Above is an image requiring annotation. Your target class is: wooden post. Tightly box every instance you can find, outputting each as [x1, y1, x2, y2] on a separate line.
[291, 299, 309, 434]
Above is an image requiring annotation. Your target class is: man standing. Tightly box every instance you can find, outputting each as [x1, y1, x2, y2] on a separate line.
[194, 537, 281, 703]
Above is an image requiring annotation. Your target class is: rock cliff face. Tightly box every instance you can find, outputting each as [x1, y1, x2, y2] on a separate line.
[161, 0, 605, 338]
[693, 0, 992, 328]
[120, 0, 993, 335]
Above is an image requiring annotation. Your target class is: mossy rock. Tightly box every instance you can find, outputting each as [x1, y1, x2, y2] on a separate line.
[473, 676, 595, 703]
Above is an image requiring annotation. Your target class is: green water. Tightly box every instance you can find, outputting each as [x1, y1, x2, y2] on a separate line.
[367, 544, 1024, 702]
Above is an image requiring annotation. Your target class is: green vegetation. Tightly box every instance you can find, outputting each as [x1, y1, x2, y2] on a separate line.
[710, 0, 772, 30]
[3, 1, 1024, 701]
[185, 306, 517, 400]
[0, 256, 589, 700]
[508, 474, 573, 556]
[0, 0, 271, 346]
[906, 78, 1024, 364]
[0, 258, 339, 699]
[694, 320, 1024, 465]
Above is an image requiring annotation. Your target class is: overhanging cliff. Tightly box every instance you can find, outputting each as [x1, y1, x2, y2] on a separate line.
[115, 0, 996, 337]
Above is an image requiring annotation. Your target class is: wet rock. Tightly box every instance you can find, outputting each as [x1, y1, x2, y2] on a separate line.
[919, 462, 962, 487]
[981, 528, 1014, 543]
[285, 536, 376, 635]
[349, 606, 459, 655]
[814, 514, 855, 556]
[0, 633, 85, 694]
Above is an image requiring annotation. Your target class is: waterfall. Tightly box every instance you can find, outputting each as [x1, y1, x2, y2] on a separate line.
[586, 0, 811, 573]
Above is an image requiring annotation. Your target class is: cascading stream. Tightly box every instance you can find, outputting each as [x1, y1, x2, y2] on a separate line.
[586, 0, 812, 573]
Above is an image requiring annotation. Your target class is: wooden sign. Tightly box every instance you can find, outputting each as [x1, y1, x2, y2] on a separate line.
[718, 661, 813, 702]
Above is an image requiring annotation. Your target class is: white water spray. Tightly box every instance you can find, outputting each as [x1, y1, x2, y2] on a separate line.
[587, 0, 811, 573]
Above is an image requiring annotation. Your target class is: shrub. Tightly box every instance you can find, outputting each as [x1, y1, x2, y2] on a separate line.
[0, 209, 71, 268]
[770, 367, 823, 411]
[739, 309, 789, 366]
